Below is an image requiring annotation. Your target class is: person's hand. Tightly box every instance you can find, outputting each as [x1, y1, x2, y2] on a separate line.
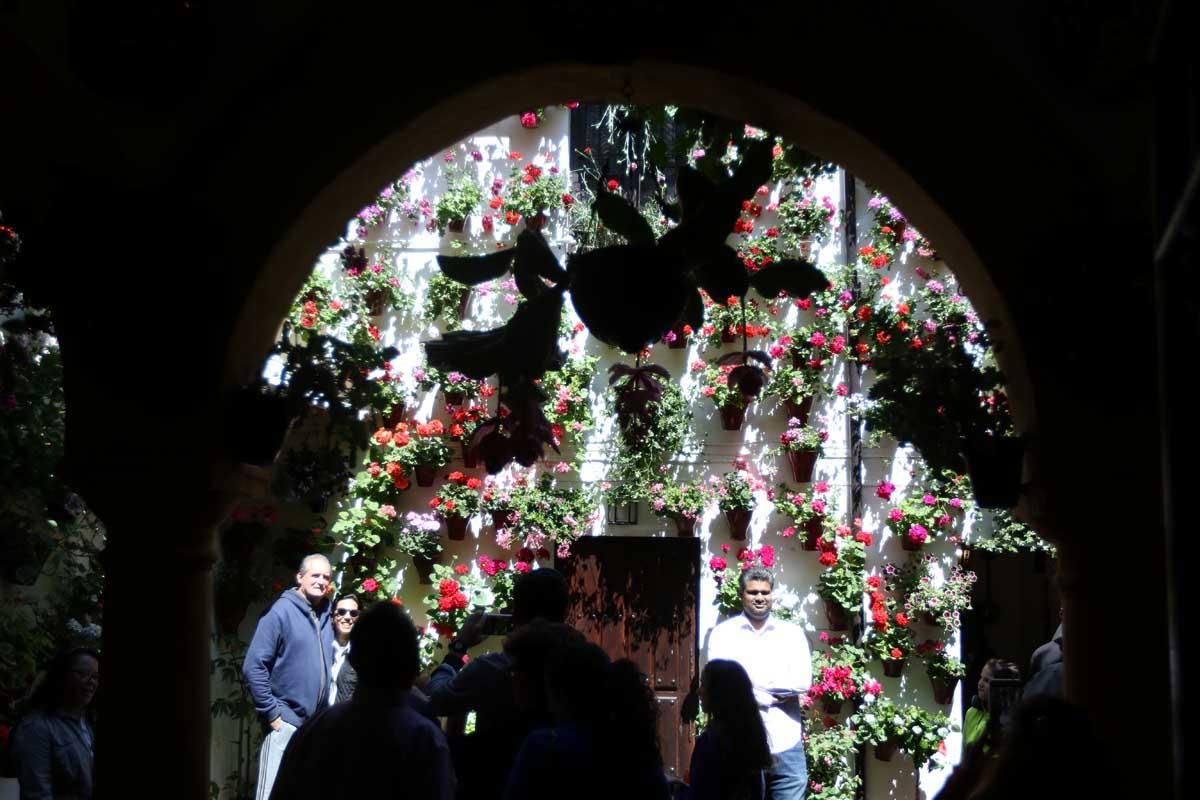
[452, 611, 487, 651]
[270, 718, 283, 731]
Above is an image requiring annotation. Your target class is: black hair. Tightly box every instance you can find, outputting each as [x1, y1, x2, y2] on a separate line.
[333, 593, 360, 609]
[29, 647, 100, 714]
[739, 566, 774, 593]
[347, 603, 418, 690]
[511, 567, 569, 624]
[701, 659, 773, 778]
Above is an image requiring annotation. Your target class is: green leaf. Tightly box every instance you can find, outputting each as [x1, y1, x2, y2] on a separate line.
[592, 190, 656, 247]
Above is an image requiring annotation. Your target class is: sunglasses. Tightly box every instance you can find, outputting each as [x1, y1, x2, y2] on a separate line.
[334, 609, 359, 618]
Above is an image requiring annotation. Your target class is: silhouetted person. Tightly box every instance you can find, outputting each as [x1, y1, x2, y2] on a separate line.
[10, 647, 100, 800]
[503, 640, 669, 800]
[242, 554, 334, 800]
[268, 601, 454, 800]
[937, 660, 1021, 800]
[1023, 623, 1064, 703]
[684, 659, 771, 800]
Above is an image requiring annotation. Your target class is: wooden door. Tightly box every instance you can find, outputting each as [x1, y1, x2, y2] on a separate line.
[558, 536, 700, 777]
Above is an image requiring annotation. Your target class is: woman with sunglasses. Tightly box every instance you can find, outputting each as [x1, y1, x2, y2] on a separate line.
[329, 595, 360, 705]
[10, 647, 100, 799]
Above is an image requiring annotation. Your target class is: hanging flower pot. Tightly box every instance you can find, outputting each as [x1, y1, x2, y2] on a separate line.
[462, 444, 478, 469]
[725, 509, 751, 540]
[961, 433, 1024, 509]
[922, 611, 939, 626]
[415, 464, 437, 487]
[383, 404, 407, 429]
[787, 450, 818, 483]
[820, 697, 844, 715]
[721, 328, 738, 344]
[674, 516, 697, 537]
[801, 518, 824, 551]
[720, 404, 746, 431]
[365, 289, 389, 317]
[445, 515, 469, 541]
[447, 217, 467, 234]
[413, 555, 437, 585]
[784, 396, 814, 425]
[823, 599, 850, 631]
[525, 212, 548, 232]
[491, 508, 512, 529]
[882, 659, 905, 678]
[667, 325, 688, 349]
[930, 677, 955, 705]
[874, 740, 898, 762]
[901, 534, 926, 552]
[443, 389, 465, 407]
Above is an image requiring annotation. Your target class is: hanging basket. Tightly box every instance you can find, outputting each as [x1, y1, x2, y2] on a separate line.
[725, 509, 751, 540]
[930, 677, 955, 705]
[673, 516, 697, 537]
[882, 659, 905, 678]
[721, 328, 738, 344]
[787, 450, 818, 483]
[525, 212, 548, 232]
[415, 464, 437, 487]
[823, 599, 850, 631]
[445, 515, 469, 541]
[784, 396, 814, 425]
[443, 389, 465, 407]
[491, 508, 512, 529]
[874, 740, 898, 762]
[961, 433, 1024, 509]
[719, 404, 746, 431]
[801, 518, 824, 551]
[820, 697, 844, 715]
[462, 444, 478, 469]
[413, 555, 438, 585]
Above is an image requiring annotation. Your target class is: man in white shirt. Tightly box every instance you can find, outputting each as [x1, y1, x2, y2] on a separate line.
[707, 566, 812, 799]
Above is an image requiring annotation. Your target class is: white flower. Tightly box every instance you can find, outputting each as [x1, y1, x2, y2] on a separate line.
[893, 716, 904, 726]
[937, 727, 950, 737]
[863, 714, 876, 724]
[912, 725, 923, 735]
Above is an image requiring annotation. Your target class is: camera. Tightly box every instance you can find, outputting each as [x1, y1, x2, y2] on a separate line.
[481, 613, 513, 636]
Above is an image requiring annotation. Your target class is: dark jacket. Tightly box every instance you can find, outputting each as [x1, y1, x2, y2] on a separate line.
[11, 710, 94, 800]
[335, 659, 357, 704]
[243, 590, 333, 727]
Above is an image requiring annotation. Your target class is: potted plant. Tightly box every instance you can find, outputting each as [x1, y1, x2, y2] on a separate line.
[715, 471, 756, 540]
[396, 422, 451, 484]
[776, 419, 826, 483]
[647, 478, 712, 536]
[423, 273, 473, 329]
[541, 355, 597, 448]
[885, 493, 951, 551]
[771, 482, 833, 550]
[285, 273, 351, 343]
[706, 544, 777, 616]
[765, 362, 823, 425]
[503, 160, 567, 231]
[447, 403, 489, 467]
[892, 704, 956, 771]
[816, 530, 867, 631]
[698, 294, 775, 349]
[507, 473, 600, 557]
[422, 561, 488, 640]
[803, 726, 863, 800]
[330, 498, 405, 602]
[518, 108, 545, 129]
[904, 565, 976, 630]
[849, 696, 906, 761]
[861, 574, 916, 677]
[606, 365, 692, 500]
[776, 185, 837, 259]
[392, 511, 443, 584]
[699, 363, 752, 430]
[806, 643, 869, 715]
[435, 171, 483, 234]
[480, 478, 515, 531]
[918, 640, 965, 704]
[429, 471, 482, 540]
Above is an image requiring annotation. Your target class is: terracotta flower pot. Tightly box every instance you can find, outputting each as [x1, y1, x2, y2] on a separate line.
[447, 218, 466, 233]
[787, 450, 818, 483]
[719, 404, 746, 431]
[725, 509, 751, 540]
[415, 464, 437, 487]
[820, 697, 844, 715]
[882, 659, 905, 678]
[784, 396, 814, 425]
[930, 677, 955, 705]
[823, 599, 850, 632]
[801, 518, 824, 551]
[491, 509, 511, 529]
[874, 740, 898, 762]
[721, 328, 737, 344]
[365, 288, 389, 317]
[445, 515, 469, 541]
[413, 555, 437, 585]
[462, 444, 478, 469]
[525, 212, 547, 232]
[443, 389, 465, 407]
[674, 516, 697, 537]
[901, 535, 926, 552]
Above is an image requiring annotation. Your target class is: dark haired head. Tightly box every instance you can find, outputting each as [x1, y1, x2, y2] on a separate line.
[739, 566, 774, 593]
[30, 647, 101, 713]
[333, 593, 360, 609]
[348, 603, 418, 691]
[701, 659, 773, 775]
[511, 568, 569, 625]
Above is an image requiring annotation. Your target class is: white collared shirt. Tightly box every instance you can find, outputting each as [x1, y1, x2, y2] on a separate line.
[329, 640, 350, 706]
[707, 612, 812, 753]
